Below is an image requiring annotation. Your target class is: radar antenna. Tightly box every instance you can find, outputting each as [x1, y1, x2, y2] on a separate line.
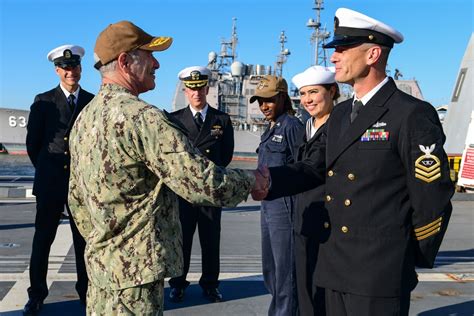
[306, 0, 330, 66]
[274, 31, 291, 77]
[218, 17, 238, 70]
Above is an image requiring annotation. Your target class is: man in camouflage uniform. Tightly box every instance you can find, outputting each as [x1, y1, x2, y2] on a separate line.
[68, 21, 265, 315]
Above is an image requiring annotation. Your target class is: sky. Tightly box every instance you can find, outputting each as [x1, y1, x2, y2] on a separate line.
[0, 0, 472, 112]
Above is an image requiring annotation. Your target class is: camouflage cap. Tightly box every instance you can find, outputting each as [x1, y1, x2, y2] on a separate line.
[94, 20, 173, 69]
[250, 75, 288, 103]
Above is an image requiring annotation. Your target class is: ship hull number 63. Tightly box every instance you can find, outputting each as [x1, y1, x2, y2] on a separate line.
[8, 116, 27, 128]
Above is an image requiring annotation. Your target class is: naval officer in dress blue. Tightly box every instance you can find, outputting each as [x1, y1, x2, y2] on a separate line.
[25, 44, 94, 315]
[168, 66, 234, 303]
[264, 8, 453, 316]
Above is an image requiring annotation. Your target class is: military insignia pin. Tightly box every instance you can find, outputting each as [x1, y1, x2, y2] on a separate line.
[210, 125, 223, 137]
[64, 49, 72, 59]
[415, 144, 441, 183]
[372, 121, 387, 128]
[257, 80, 269, 90]
[191, 71, 200, 80]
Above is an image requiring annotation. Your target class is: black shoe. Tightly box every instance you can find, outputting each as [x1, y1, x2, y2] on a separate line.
[169, 287, 185, 303]
[203, 288, 223, 302]
[23, 298, 43, 315]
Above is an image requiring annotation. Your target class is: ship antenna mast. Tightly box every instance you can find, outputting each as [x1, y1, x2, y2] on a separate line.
[275, 31, 291, 78]
[306, 0, 330, 66]
[218, 17, 238, 70]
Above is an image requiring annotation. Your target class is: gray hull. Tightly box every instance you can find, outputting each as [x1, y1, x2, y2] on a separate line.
[0, 107, 29, 154]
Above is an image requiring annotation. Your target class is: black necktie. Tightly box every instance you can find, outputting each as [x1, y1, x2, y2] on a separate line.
[350, 100, 363, 123]
[68, 94, 76, 110]
[194, 112, 203, 131]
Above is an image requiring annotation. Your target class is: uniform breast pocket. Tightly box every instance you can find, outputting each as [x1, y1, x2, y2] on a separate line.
[358, 141, 391, 150]
[266, 141, 286, 153]
[262, 141, 287, 167]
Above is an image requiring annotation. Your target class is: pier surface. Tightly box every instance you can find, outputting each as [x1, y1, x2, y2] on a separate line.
[0, 193, 473, 315]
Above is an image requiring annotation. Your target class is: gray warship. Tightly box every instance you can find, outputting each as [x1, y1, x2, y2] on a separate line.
[171, 0, 425, 160]
[0, 107, 29, 155]
[1, 1, 430, 157]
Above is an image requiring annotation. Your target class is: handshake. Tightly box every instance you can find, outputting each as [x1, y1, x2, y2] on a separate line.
[251, 166, 270, 201]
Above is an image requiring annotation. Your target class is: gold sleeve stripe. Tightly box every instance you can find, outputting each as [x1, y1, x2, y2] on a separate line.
[415, 222, 442, 237]
[414, 217, 442, 233]
[416, 227, 441, 241]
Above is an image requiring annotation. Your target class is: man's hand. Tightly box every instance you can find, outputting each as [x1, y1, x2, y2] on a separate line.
[251, 166, 270, 201]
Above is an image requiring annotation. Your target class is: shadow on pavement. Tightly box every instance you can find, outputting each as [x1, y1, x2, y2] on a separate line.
[2, 300, 86, 316]
[164, 280, 268, 311]
[417, 300, 474, 316]
[3, 280, 268, 314]
[223, 205, 260, 213]
[435, 248, 474, 267]
[0, 223, 35, 230]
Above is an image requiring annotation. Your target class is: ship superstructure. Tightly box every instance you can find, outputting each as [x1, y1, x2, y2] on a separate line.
[171, 1, 426, 159]
[172, 18, 294, 158]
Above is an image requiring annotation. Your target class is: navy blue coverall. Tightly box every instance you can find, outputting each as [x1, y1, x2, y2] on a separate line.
[257, 112, 304, 316]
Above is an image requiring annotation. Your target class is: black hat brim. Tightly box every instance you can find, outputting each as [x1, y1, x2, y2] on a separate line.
[323, 37, 366, 49]
[54, 55, 81, 68]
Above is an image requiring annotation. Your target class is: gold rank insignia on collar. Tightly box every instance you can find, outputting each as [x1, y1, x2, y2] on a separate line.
[415, 144, 441, 183]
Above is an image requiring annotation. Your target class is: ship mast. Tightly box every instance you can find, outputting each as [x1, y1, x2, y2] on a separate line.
[306, 0, 330, 66]
[217, 17, 238, 70]
[274, 31, 291, 78]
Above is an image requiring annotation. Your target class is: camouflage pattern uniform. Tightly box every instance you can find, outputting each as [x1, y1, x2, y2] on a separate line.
[68, 83, 255, 315]
[87, 279, 163, 315]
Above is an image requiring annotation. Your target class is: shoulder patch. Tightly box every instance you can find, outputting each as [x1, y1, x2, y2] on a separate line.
[415, 144, 441, 183]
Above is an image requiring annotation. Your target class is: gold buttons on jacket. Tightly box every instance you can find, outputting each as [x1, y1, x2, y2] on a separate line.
[328, 170, 334, 177]
[206, 149, 210, 153]
[63, 165, 68, 170]
[341, 226, 349, 233]
[325, 195, 332, 202]
[323, 222, 330, 229]
[348, 173, 355, 181]
[64, 137, 68, 141]
[64, 151, 68, 155]
[344, 199, 352, 206]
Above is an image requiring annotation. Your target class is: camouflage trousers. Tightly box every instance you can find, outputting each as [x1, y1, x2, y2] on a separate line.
[86, 279, 164, 316]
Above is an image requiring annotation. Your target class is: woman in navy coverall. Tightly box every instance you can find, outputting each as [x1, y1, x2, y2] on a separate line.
[251, 75, 304, 316]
